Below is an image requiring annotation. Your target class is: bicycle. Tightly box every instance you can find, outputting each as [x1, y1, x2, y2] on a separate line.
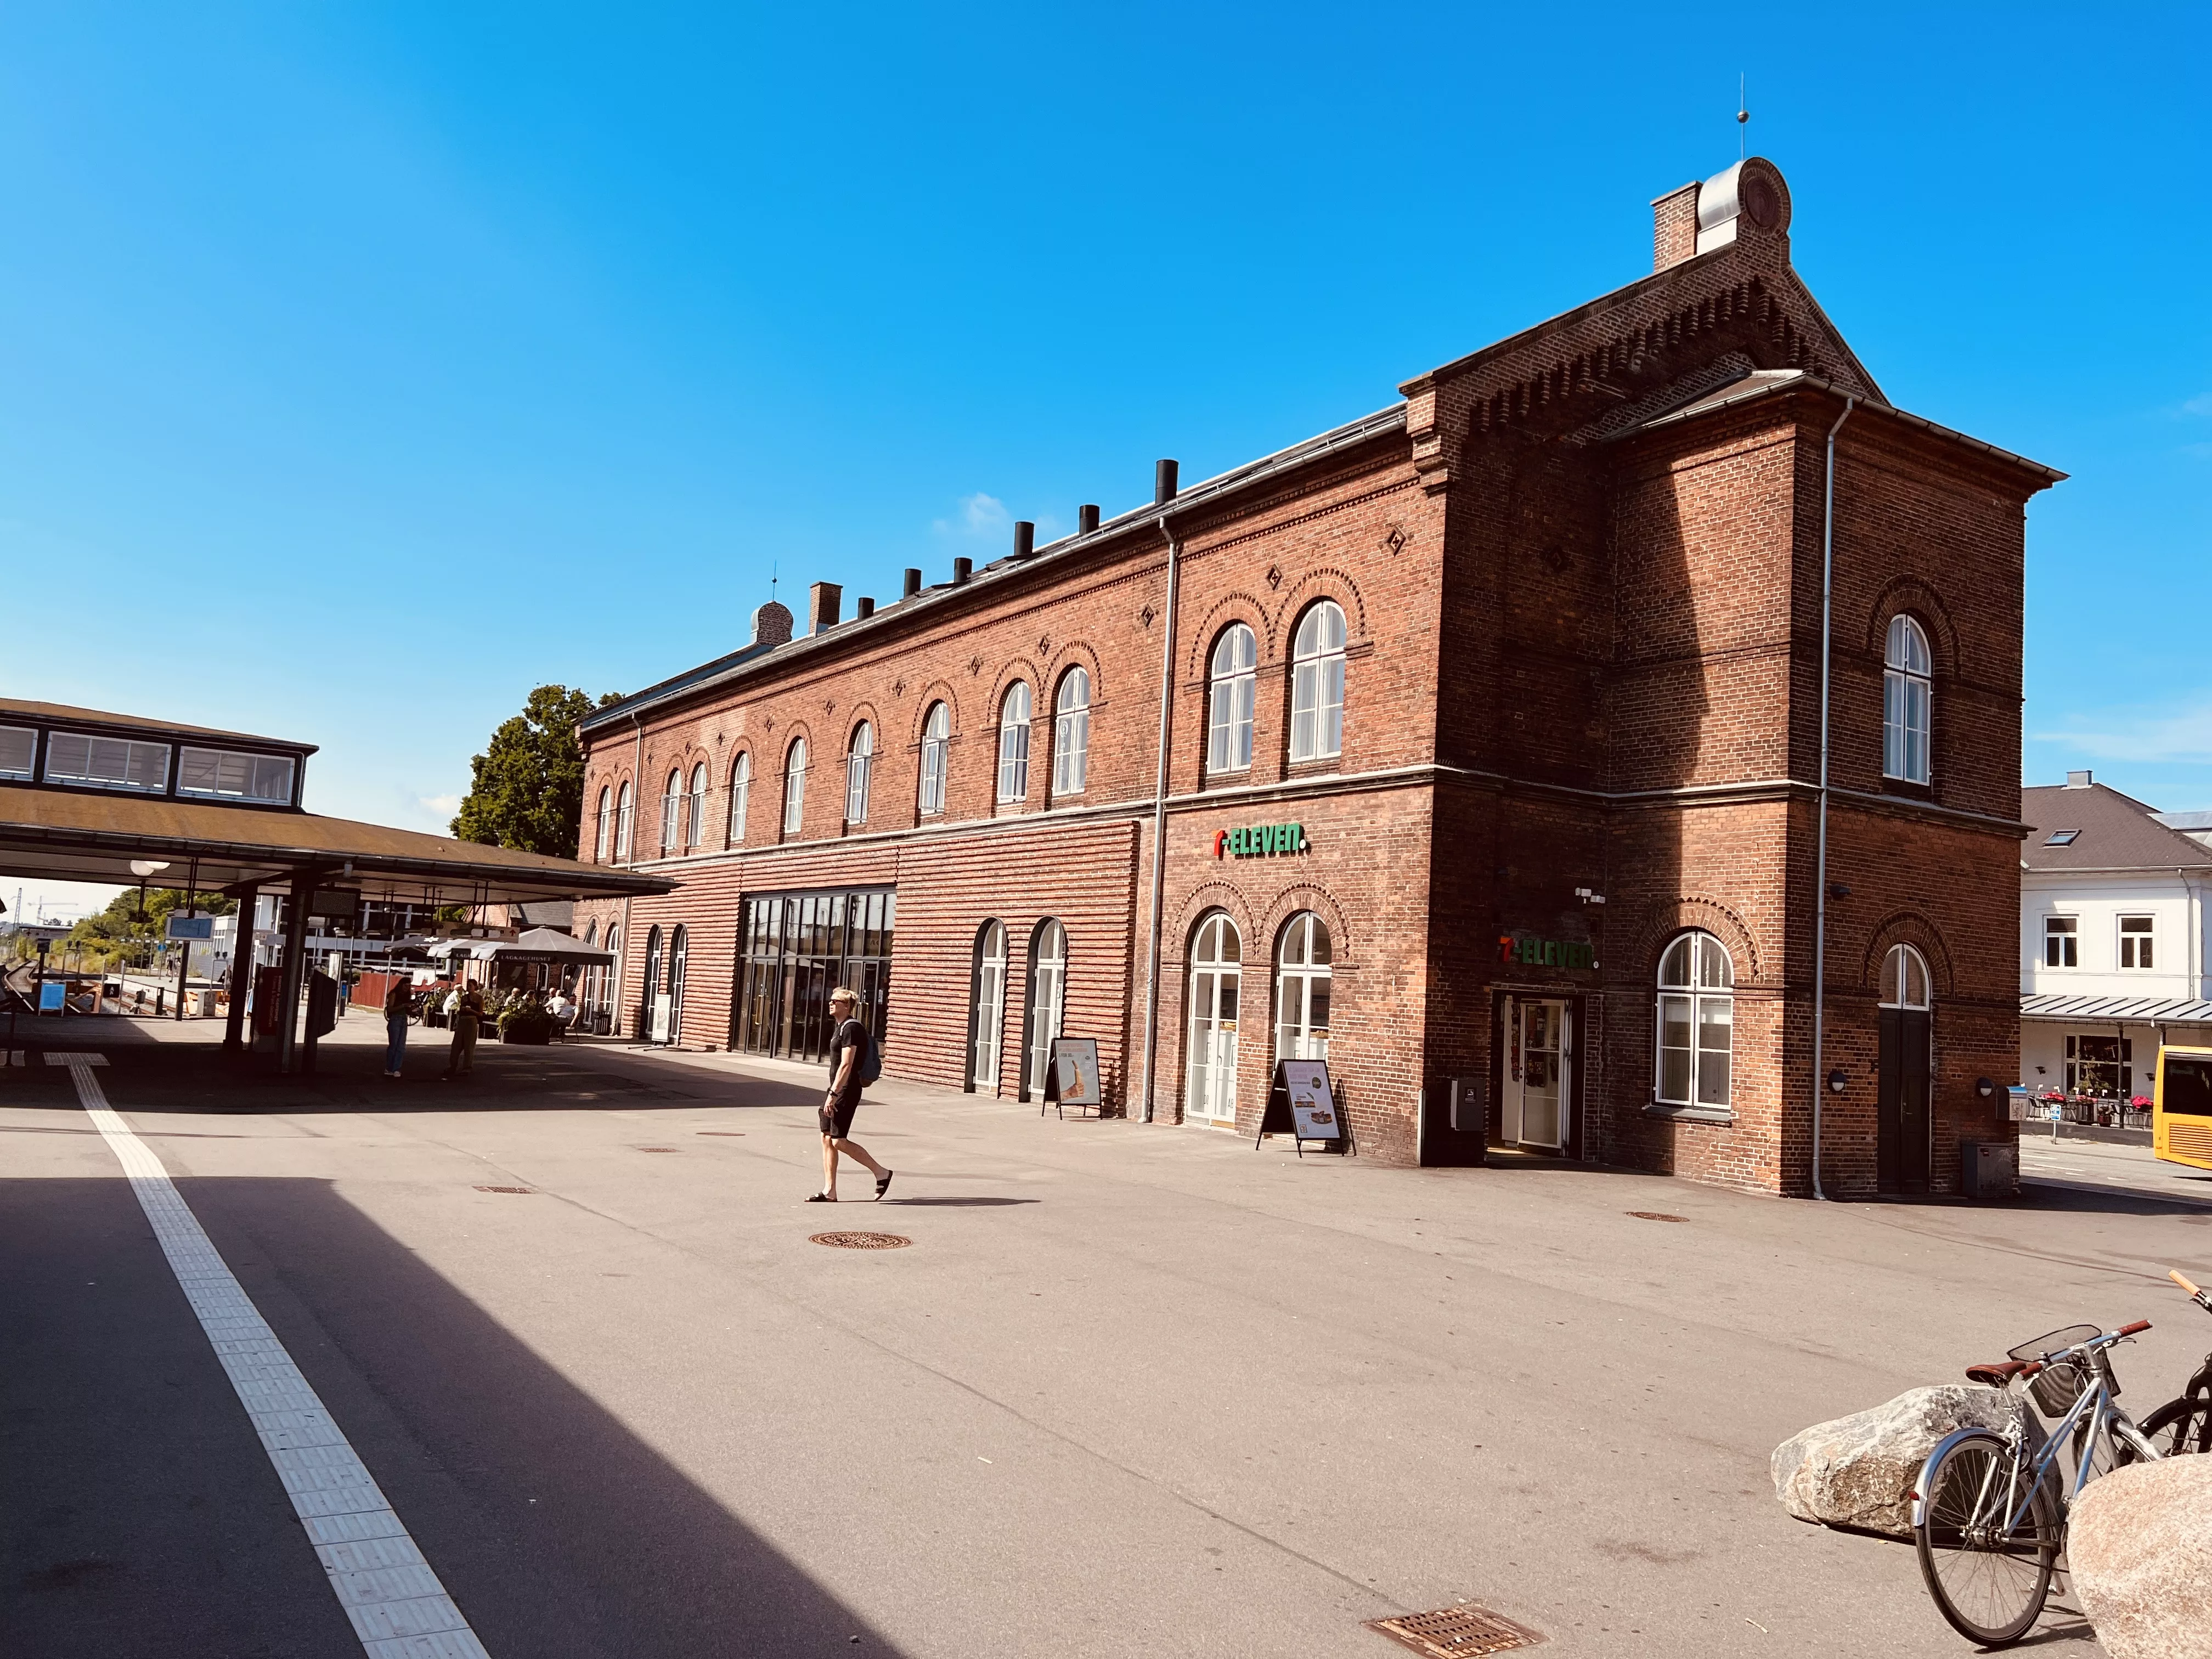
[2135, 1268, 2212, 1456]
[1911, 1317, 2159, 1645]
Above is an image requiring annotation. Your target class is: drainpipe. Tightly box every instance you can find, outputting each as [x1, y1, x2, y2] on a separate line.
[1137, 515, 1183, 1122]
[620, 711, 643, 1036]
[1810, 396, 1855, 1200]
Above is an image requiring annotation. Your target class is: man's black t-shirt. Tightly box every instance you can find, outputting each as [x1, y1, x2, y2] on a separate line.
[827, 1018, 869, 1103]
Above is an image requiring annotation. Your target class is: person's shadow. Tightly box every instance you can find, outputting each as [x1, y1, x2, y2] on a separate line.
[883, 1197, 1038, 1207]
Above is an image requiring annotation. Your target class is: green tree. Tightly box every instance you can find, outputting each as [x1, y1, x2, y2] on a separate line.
[450, 685, 621, 859]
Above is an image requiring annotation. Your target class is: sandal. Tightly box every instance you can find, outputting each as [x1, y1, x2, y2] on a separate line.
[875, 1170, 895, 1200]
[806, 1192, 836, 1202]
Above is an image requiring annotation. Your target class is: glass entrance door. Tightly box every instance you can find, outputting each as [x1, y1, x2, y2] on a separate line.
[1186, 913, 1242, 1125]
[1502, 998, 1567, 1150]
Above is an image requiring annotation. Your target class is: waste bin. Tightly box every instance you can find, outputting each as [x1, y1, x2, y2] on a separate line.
[1961, 1140, 2018, 1201]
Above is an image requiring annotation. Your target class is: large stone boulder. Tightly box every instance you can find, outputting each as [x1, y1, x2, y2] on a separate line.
[2069, 1454, 2212, 1658]
[1772, 1385, 2031, 1539]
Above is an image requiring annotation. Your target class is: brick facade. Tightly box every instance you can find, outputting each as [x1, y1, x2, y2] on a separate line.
[574, 157, 2059, 1198]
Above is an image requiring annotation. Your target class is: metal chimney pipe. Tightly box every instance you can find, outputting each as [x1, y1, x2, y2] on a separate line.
[902, 568, 922, 600]
[1013, 521, 1035, 559]
[1154, 459, 1179, 504]
[855, 596, 875, 619]
[1079, 504, 1100, 535]
[952, 557, 973, 585]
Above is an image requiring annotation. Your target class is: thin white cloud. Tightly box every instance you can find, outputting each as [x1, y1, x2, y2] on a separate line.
[2181, 393, 2212, 418]
[931, 491, 1011, 539]
[2034, 702, 2212, 763]
[419, 793, 462, 816]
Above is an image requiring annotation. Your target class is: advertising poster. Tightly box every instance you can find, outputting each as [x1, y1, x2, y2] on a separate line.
[1050, 1038, 1102, 1113]
[1280, 1059, 1340, 1141]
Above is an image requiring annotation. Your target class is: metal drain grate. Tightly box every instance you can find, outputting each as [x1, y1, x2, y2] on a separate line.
[475, 1186, 534, 1195]
[695, 1131, 746, 1137]
[635, 1147, 681, 1153]
[1367, 1604, 1544, 1657]
[809, 1231, 912, 1250]
[1628, 1211, 1687, 1223]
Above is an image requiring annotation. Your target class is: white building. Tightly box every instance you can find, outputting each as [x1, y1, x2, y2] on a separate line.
[2020, 771, 2212, 1102]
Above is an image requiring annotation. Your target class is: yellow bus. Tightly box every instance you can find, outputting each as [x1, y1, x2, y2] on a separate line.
[2154, 1045, 2212, 1171]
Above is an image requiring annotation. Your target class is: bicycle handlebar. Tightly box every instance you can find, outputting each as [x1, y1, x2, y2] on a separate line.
[2115, 1319, 2152, 1338]
[2174, 1268, 2204, 1299]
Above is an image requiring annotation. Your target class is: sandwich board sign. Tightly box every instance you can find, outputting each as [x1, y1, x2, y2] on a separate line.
[1256, 1058, 1350, 1155]
[1046, 1037, 1103, 1118]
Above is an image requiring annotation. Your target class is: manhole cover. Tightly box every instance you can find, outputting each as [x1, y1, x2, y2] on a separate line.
[475, 1186, 534, 1195]
[809, 1231, 912, 1250]
[1367, 1604, 1544, 1657]
[1628, 1211, 1688, 1223]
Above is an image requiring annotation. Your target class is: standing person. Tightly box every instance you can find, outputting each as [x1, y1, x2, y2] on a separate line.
[381, 975, 411, 1077]
[810, 988, 891, 1202]
[443, 982, 484, 1080]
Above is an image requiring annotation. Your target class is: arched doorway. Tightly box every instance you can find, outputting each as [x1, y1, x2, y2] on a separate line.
[967, 921, 1007, 1092]
[1020, 918, 1067, 1101]
[641, 926, 664, 1042]
[1878, 944, 1933, 1194]
[666, 924, 689, 1046]
[1186, 912, 1242, 1126]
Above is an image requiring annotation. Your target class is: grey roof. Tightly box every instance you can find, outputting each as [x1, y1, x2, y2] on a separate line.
[2021, 782, 2212, 871]
[2153, 810, 2212, 832]
[2022, 992, 2212, 1024]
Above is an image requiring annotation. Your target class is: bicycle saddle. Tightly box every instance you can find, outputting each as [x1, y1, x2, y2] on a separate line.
[1965, 1360, 2036, 1386]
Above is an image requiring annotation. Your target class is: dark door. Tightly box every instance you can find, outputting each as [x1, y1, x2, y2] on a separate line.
[1878, 1008, 1932, 1194]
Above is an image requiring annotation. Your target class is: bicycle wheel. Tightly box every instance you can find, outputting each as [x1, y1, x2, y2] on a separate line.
[2130, 1396, 2212, 1458]
[1915, 1431, 2059, 1647]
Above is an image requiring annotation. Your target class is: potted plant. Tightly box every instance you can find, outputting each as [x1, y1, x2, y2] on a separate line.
[498, 997, 557, 1046]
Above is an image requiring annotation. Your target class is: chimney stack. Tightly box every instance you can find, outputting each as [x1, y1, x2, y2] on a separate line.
[2066, 770, 2094, 788]
[1155, 459, 1180, 504]
[808, 582, 842, 635]
[1078, 504, 1100, 535]
[856, 596, 875, 619]
[952, 557, 973, 585]
[1654, 159, 1790, 272]
[1013, 521, 1035, 560]
[752, 600, 793, 646]
[1652, 180, 1700, 270]
[902, 567, 922, 600]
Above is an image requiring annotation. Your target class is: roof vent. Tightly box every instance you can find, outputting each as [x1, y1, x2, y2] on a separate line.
[952, 557, 972, 585]
[1654, 157, 1791, 269]
[1013, 521, 1035, 560]
[752, 601, 793, 646]
[2066, 770, 2094, 788]
[1155, 459, 1179, 504]
[1079, 504, 1100, 535]
[902, 568, 922, 600]
[855, 596, 875, 619]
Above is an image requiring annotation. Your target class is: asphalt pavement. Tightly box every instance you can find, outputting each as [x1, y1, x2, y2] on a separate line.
[7, 1013, 2210, 1657]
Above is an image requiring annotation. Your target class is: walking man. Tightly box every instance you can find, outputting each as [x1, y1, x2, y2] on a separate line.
[810, 987, 891, 1202]
[382, 974, 411, 1077]
[443, 982, 484, 1080]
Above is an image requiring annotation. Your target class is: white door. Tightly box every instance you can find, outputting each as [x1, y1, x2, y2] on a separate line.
[1503, 998, 1567, 1150]
[1186, 914, 1242, 1125]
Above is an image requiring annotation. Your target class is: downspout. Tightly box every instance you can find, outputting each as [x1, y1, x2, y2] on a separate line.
[1810, 396, 1855, 1200]
[1137, 515, 1183, 1122]
[621, 710, 643, 1037]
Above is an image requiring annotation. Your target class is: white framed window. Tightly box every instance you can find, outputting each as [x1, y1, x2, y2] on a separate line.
[176, 747, 295, 804]
[1655, 931, 1734, 1109]
[686, 764, 708, 848]
[661, 769, 684, 855]
[1186, 911, 1243, 1122]
[594, 786, 612, 861]
[919, 702, 950, 816]
[1023, 918, 1068, 1098]
[2044, 915, 2077, 968]
[969, 919, 1008, 1090]
[728, 752, 751, 844]
[0, 725, 33, 781]
[997, 682, 1032, 803]
[44, 731, 171, 793]
[1883, 614, 1932, 784]
[1289, 601, 1347, 762]
[1206, 624, 1257, 774]
[2120, 915, 2154, 970]
[1052, 668, 1090, 795]
[782, 739, 807, 836]
[846, 722, 874, 825]
[615, 781, 634, 859]
[1880, 943, 1932, 1009]
[1274, 911, 1333, 1062]
[2066, 1033, 2132, 1097]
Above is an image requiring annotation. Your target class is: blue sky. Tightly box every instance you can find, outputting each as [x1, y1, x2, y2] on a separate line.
[1, 5, 2205, 916]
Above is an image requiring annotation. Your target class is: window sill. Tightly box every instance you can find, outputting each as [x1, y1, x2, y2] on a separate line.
[1644, 1103, 1736, 1126]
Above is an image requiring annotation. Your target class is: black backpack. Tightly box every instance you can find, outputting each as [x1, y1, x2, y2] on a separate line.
[855, 1026, 883, 1087]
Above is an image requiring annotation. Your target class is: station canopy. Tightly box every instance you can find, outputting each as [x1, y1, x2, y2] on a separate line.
[427, 928, 617, 966]
[0, 698, 673, 910]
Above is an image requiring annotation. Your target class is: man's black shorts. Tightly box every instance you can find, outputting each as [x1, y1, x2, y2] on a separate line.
[820, 1092, 861, 1139]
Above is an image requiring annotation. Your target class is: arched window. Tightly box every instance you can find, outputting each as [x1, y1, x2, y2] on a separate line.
[1289, 601, 1347, 762]
[661, 769, 684, 855]
[1052, 669, 1091, 796]
[1656, 932, 1734, 1109]
[1187, 912, 1243, 1124]
[1022, 918, 1068, 1099]
[968, 920, 1008, 1090]
[666, 924, 689, 1044]
[997, 682, 1032, 803]
[846, 722, 874, 825]
[1880, 943, 1932, 1010]
[686, 764, 708, 848]
[1884, 615, 1932, 785]
[642, 925, 664, 1040]
[615, 781, 634, 860]
[1274, 912, 1333, 1062]
[593, 786, 612, 862]
[1207, 624, 1257, 774]
[782, 738, 807, 836]
[727, 752, 751, 845]
[599, 923, 620, 1029]
[919, 703, 950, 816]
[583, 919, 597, 946]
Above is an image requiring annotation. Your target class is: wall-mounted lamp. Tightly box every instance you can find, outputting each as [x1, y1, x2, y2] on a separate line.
[1827, 882, 1851, 900]
[1826, 1068, 1848, 1094]
[1574, 887, 1606, 906]
[1976, 1077, 1995, 1099]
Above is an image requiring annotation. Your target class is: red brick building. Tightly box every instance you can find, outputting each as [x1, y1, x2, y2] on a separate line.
[574, 158, 2061, 1196]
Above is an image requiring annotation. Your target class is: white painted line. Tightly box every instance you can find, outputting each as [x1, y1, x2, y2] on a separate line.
[53, 1054, 490, 1659]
